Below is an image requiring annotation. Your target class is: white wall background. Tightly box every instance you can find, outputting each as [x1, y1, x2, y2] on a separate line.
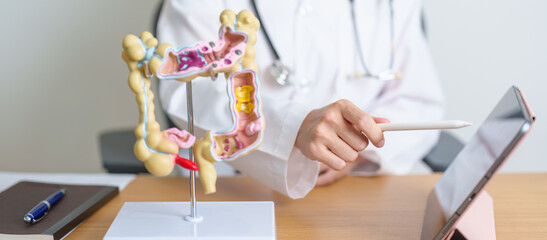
[424, 0, 546, 173]
[0, 0, 545, 173]
[0, 0, 163, 172]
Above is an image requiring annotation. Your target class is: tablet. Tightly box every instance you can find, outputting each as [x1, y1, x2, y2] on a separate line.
[420, 86, 535, 240]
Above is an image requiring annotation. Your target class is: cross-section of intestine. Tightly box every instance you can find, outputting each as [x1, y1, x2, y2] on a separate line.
[155, 26, 248, 82]
[193, 70, 264, 193]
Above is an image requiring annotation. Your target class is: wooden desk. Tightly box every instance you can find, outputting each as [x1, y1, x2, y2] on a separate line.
[65, 173, 547, 239]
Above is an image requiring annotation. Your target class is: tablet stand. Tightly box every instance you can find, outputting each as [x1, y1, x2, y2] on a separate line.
[445, 190, 496, 240]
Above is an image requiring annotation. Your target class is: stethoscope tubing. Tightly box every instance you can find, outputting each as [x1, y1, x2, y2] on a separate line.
[250, 0, 397, 83]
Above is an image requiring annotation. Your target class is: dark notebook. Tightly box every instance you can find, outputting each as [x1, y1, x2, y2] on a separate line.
[0, 181, 118, 240]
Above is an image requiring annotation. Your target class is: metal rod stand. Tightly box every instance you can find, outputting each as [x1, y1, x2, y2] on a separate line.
[184, 81, 200, 222]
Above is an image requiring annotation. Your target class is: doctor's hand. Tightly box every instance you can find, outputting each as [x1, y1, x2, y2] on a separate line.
[295, 99, 389, 171]
[316, 155, 370, 186]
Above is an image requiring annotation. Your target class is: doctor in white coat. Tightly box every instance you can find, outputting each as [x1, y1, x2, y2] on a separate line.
[157, 0, 444, 199]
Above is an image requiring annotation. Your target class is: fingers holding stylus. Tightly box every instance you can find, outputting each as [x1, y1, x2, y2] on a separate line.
[338, 101, 387, 148]
[335, 118, 370, 152]
[295, 99, 387, 171]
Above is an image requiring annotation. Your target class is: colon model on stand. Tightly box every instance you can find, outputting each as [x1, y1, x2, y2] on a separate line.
[122, 9, 264, 194]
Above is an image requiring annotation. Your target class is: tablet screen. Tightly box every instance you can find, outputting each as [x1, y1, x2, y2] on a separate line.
[421, 86, 534, 240]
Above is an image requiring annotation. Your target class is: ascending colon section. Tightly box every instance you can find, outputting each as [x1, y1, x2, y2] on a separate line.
[122, 31, 198, 176]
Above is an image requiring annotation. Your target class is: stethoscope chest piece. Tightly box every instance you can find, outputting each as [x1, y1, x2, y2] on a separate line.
[270, 60, 291, 86]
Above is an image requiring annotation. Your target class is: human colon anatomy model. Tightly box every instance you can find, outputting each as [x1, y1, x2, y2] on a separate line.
[122, 9, 264, 194]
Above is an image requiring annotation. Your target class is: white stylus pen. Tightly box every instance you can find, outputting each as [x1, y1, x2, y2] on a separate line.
[377, 120, 472, 132]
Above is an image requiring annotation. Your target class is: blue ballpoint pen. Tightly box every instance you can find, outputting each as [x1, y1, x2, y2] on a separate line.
[23, 188, 66, 224]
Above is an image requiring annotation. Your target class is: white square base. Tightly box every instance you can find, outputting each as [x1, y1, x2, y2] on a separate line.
[104, 201, 276, 240]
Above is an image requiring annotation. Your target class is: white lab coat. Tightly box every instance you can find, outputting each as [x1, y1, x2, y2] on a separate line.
[157, 0, 444, 199]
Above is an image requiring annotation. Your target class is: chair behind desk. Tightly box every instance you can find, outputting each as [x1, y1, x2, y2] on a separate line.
[422, 131, 464, 172]
[99, 129, 148, 173]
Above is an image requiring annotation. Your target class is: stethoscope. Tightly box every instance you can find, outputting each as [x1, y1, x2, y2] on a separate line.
[250, 0, 400, 86]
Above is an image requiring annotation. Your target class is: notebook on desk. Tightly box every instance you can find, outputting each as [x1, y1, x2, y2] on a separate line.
[421, 86, 535, 240]
[0, 181, 119, 240]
